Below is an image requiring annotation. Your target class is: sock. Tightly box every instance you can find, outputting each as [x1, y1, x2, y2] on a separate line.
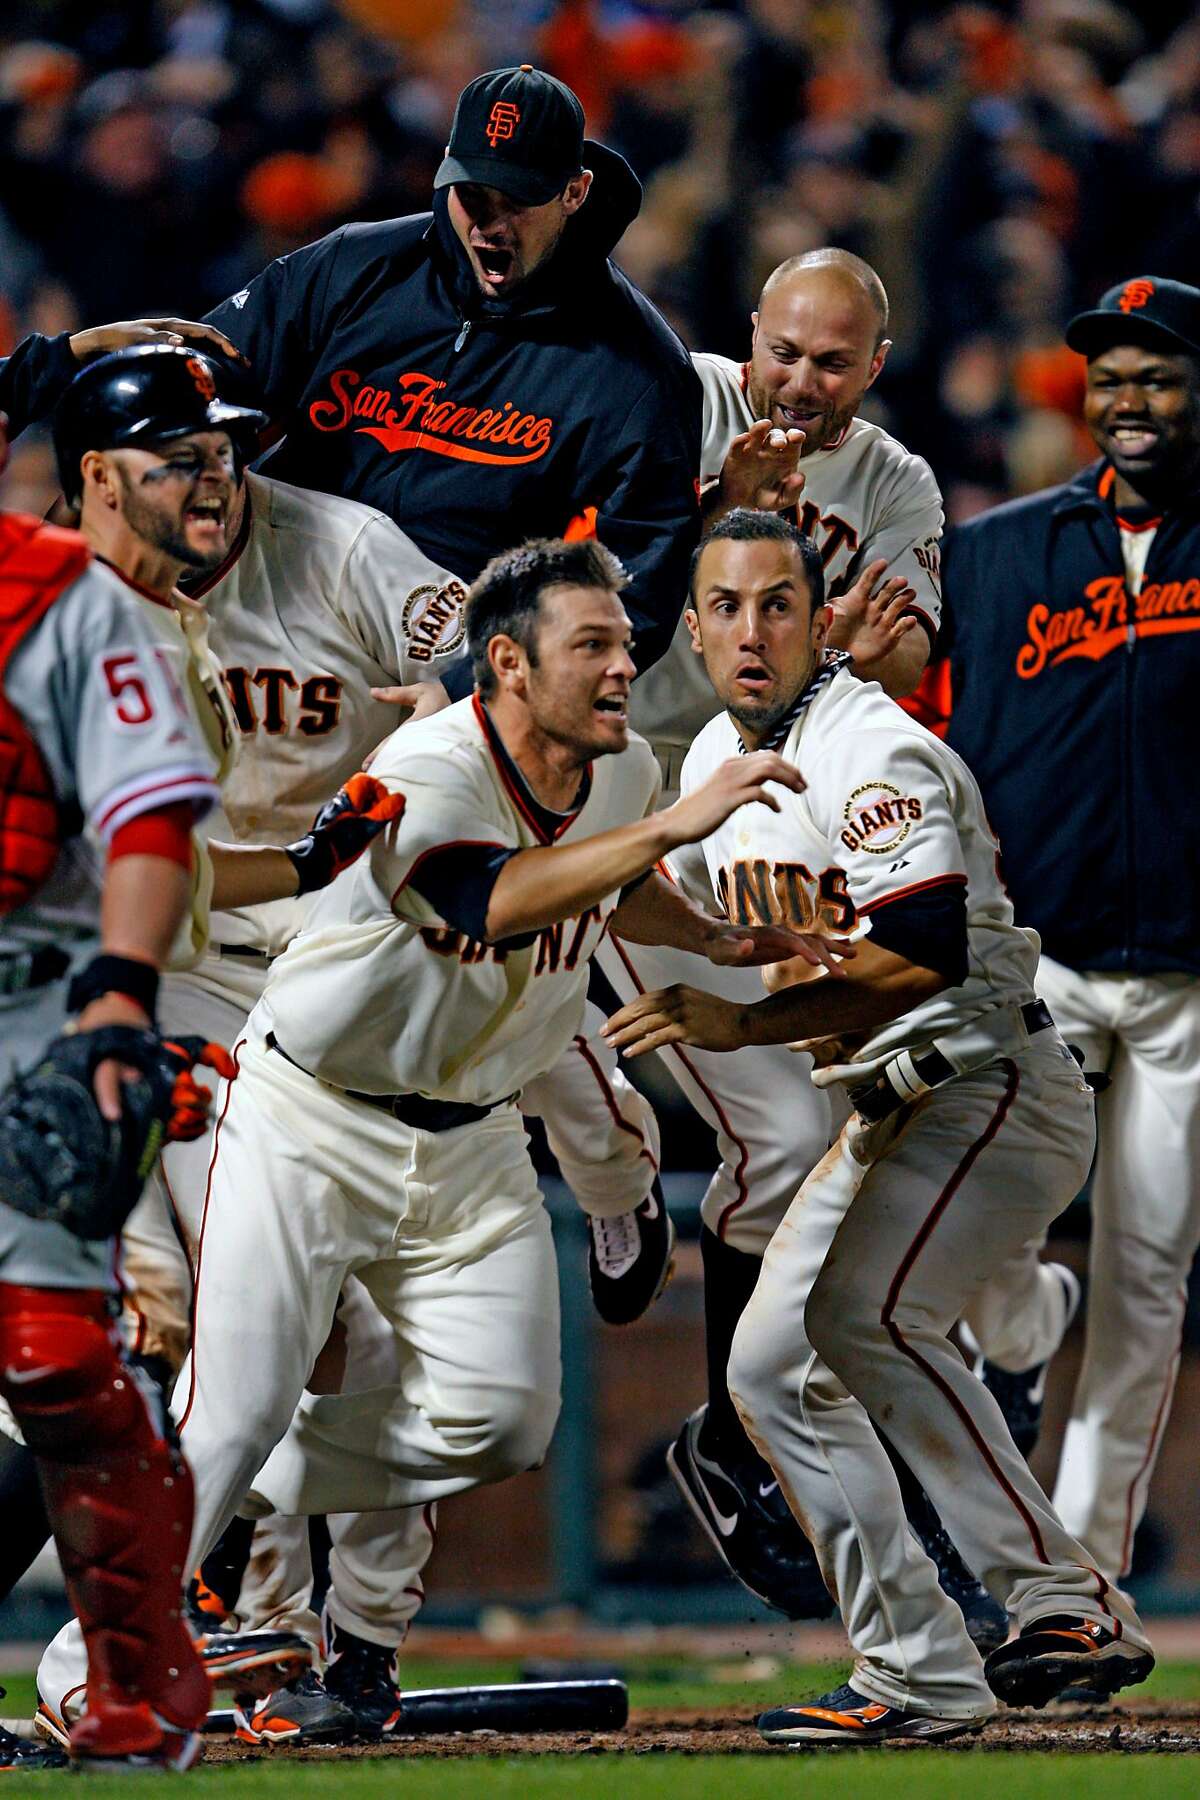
[699, 1226, 767, 1459]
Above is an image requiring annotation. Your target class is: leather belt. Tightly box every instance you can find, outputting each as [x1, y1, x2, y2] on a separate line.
[849, 1000, 1054, 1126]
[265, 1033, 506, 1132]
[0, 943, 71, 997]
[215, 942, 275, 962]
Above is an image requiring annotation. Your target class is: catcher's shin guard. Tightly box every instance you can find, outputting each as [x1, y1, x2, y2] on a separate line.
[0, 1283, 210, 1749]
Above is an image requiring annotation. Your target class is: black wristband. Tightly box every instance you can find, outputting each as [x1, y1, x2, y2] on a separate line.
[67, 953, 159, 1020]
[283, 835, 330, 898]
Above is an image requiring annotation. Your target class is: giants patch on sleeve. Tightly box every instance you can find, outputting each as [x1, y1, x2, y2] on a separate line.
[840, 781, 923, 855]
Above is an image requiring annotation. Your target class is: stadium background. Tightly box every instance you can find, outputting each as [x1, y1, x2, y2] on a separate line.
[0, 0, 1197, 1633]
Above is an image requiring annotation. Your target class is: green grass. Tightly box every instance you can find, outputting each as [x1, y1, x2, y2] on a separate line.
[3, 1755, 1200, 1797]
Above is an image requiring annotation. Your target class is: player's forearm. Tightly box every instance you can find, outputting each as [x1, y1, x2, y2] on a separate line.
[100, 854, 192, 971]
[739, 948, 947, 1047]
[484, 814, 678, 941]
[610, 872, 722, 955]
[208, 842, 299, 910]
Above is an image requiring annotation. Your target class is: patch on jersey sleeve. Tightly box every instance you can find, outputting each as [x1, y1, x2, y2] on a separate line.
[840, 780, 923, 855]
[403, 578, 468, 662]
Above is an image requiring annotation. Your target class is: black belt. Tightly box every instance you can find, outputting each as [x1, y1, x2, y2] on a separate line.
[215, 943, 275, 962]
[0, 944, 71, 997]
[849, 1000, 1054, 1126]
[265, 1033, 505, 1132]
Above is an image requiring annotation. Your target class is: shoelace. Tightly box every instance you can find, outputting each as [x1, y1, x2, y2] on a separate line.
[591, 1209, 640, 1278]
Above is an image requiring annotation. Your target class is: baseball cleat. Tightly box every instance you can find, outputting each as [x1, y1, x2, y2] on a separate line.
[974, 1265, 1081, 1457]
[237, 1670, 358, 1745]
[666, 1405, 836, 1620]
[0, 1721, 68, 1769]
[33, 1698, 70, 1750]
[588, 1180, 676, 1325]
[984, 1615, 1154, 1709]
[758, 1682, 989, 1747]
[323, 1621, 403, 1737]
[196, 1627, 314, 1697]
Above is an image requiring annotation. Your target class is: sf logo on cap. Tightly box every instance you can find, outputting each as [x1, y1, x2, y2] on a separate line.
[1118, 279, 1155, 315]
[487, 100, 520, 146]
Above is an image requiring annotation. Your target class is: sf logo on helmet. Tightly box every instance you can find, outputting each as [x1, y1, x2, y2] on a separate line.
[1118, 279, 1155, 315]
[487, 100, 520, 147]
[186, 356, 217, 403]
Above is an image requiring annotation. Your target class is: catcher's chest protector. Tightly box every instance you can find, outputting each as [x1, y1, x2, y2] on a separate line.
[0, 514, 91, 916]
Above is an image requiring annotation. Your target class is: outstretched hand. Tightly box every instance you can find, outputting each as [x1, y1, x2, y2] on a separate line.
[717, 419, 807, 513]
[827, 559, 918, 672]
[705, 923, 855, 972]
[602, 984, 747, 1059]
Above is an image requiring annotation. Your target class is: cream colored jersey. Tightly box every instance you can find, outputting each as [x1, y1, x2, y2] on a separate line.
[630, 352, 945, 759]
[254, 696, 660, 1104]
[188, 472, 468, 954]
[681, 667, 1040, 1077]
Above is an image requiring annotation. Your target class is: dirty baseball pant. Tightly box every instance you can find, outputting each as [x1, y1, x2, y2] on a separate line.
[727, 1035, 1149, 1718]
[979, 956, 1200, 1580]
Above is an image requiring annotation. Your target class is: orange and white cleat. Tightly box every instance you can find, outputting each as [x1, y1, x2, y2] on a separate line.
[758, 1682, 991, 1747]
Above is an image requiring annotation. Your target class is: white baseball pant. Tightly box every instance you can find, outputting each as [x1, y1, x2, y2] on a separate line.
[727, 1034, 1149, 1718]
[979, 956, 1200, 1579]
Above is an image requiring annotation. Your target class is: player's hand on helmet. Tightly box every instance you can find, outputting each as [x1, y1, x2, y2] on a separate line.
[602, 984, 745, 1059]
[662, 752, 804, 848]
[706, 921, 854, 974]
[717, 419, 807, 514]
[285, 772, 406, 895]
[69, 319, 247, 366]
[827, 559, 918, 673]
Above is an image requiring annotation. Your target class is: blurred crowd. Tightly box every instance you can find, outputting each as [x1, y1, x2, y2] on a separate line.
[2, 0, 1199, 522]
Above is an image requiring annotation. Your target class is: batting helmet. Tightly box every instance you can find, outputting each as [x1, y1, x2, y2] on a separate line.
[53, 344, 267, 504]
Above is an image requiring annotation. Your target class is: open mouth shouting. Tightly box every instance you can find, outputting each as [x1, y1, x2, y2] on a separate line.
[184, 494, 228, 545]
[593, 690, 629, 727]
[472, 238, 516, 289]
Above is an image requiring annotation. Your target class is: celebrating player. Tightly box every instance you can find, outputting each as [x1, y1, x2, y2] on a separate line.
[604, 509, 1154, 1744]
[160, 536, 844, 1634]
[0, 65, 701, 693]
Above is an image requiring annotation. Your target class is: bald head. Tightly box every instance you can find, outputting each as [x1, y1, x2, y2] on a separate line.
[747, 249, 892, 454]
[760, 249, 889, 345]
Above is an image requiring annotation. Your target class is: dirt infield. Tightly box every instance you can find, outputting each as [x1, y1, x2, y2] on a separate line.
[201, 1697, 1200, 1761]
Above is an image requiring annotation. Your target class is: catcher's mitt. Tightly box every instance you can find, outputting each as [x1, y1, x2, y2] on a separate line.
[0, 1028, 235, 1241]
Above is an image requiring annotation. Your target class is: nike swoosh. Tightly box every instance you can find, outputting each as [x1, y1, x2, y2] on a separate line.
[3, 1364, 57, 1385]
[690, 1439, 741, 1537]
[639, 1194, 659, 1220]
[759, 1480, 779, 1499]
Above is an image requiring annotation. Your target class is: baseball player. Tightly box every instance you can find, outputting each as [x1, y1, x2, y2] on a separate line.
[158, 537, 840, 1687]
[0, 424, 224, 1771]
[604, 509, 1154, 1742]
[530, 251, 1073, 1638]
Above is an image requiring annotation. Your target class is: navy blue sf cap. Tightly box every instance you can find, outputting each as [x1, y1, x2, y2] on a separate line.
[1066, 276, 1200, 361]
[434, 65, 585, 206]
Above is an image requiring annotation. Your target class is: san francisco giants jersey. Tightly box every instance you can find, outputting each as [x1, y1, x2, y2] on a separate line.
[188, 472, 468, 954]
[1, 560, 220, 957]
[254, 696, 660, 1104]
[681, 668, 1040, 1077]
[630, 352, 945, 762]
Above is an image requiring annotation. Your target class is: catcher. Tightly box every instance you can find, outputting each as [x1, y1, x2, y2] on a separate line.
[0, 414, 225, 1772]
